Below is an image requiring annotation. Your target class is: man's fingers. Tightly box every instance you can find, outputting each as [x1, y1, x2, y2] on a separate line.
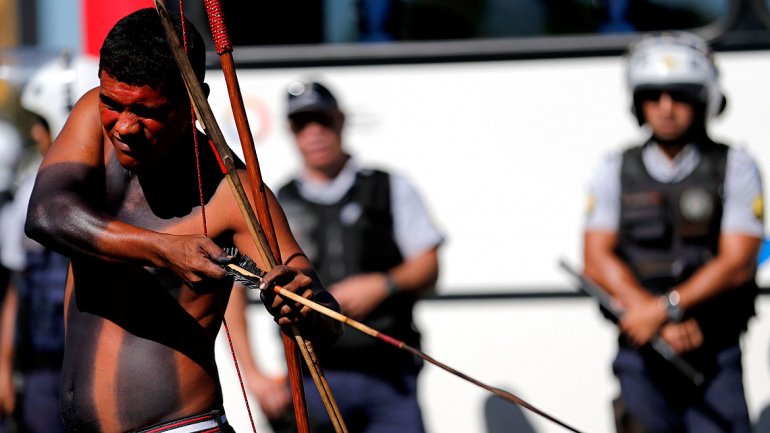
[280, 304, 294, 317]
[668, 326, 684, 353]
[660, 320, 704, 354]
[200, 247, 228, 278]
[260, 265, 316, 324]
[683, 319, 703, 350]
[271, 294, 284, 309]
[261, 264, 291, 287]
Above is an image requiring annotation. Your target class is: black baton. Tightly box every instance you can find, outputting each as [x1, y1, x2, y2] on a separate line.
[558, 259, 704, 386]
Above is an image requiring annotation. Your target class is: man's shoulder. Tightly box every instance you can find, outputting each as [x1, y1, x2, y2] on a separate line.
[594, 148, 626, 172]
[723, 144, 760, 165]
[619, 139, 650, 156]
[723, 145, 764, 187]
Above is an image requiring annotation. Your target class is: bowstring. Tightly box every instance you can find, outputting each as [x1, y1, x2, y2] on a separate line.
[178, 2, 258, 431]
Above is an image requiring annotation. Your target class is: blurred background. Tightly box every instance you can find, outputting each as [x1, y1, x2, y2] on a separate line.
[1, 0, 769, 432]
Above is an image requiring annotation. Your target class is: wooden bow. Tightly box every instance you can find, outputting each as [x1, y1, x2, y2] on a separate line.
[198, 1, 347, 431]
[153, 1, 346, 432]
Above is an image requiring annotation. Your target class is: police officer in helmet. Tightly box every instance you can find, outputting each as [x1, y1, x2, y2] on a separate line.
[583, 32, 764, 433]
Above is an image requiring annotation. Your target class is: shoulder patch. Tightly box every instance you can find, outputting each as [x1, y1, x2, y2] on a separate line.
[753, 195, 764, 221]
[586, 193, 596, 216]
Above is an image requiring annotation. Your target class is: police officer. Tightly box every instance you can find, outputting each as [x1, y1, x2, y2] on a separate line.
[244, 80, 444, 433]
[583, 32, 764, 432]
[0, 114, 68, 433]
[0, 52, 99, 433]
[0, 119, 22, 432]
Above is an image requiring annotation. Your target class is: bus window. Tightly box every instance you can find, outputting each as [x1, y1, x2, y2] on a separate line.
[759, 0, 770, 23]
[180, 0, 730, 47]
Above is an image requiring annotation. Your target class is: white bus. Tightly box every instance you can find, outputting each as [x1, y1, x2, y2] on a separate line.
[178, 1, 770, 431]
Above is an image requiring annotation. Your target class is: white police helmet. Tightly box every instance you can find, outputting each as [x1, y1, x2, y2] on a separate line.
[20, 52, 99, 138]
[626, 32, 724, 125]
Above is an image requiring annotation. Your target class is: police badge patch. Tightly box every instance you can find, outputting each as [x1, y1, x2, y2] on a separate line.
[679, 188, 714, 223]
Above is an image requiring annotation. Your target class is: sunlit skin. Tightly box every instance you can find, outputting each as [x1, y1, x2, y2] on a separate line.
[25, 74, 330, 431]
[99, 72, 191, 171]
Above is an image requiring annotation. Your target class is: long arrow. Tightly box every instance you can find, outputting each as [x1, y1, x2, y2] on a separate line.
[226, 254, 585, 433]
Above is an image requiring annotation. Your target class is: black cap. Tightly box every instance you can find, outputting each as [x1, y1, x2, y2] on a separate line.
[286, 81, 339, 117]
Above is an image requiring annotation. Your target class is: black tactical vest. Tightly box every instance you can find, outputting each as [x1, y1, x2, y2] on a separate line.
[617, 141, 757, 350]
[15, 249, 69, 370]
[278, 169, 422, 374]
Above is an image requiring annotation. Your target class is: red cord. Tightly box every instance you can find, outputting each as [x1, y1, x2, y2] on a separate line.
[178, 3, 258, 431]
[203, 0, 232, 55]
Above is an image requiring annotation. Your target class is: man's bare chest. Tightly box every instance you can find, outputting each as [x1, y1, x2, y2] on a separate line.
[105, 170, 203, 234]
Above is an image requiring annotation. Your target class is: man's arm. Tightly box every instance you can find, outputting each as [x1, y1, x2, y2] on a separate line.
[619, 232, 759, 349]
[584, 230, 760, 349]
[583, 151, 674, 346]
[24, 90, 228, 285]
[669, 233, 761, 310]
[661, 147, 764, 343]
[583, 231, 652, 308]
[584, 230, 670, 346]
[225, 181, 342, 343]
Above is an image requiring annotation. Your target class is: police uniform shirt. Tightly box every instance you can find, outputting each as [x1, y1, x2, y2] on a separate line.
[585, 142, 764, 237]
[292, 157, 444, 259]
[0, 120, 23, 195]
[0, 175, 42, 272]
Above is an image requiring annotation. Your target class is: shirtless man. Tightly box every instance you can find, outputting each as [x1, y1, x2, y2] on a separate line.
[24, 9, 340, 433]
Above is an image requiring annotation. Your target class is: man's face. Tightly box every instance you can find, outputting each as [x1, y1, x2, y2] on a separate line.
[99, 71, 189, 171]
[289, 111, 345, 172]
[639, 90, 695, 141]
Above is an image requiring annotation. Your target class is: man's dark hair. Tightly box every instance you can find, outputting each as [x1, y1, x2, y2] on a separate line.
[99, 8, 206, 92]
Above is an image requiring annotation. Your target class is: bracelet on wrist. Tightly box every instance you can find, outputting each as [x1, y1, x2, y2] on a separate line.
[385, 273, 398, 296]
[661, 290, 684, 323]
